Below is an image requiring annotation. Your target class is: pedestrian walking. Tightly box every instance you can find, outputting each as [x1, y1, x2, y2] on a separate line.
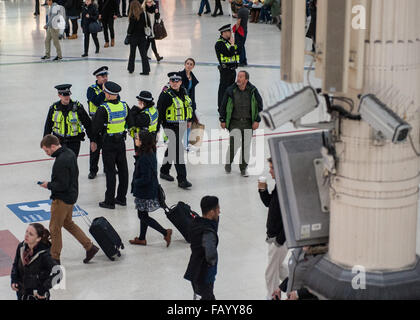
[81, 0, 100, 57]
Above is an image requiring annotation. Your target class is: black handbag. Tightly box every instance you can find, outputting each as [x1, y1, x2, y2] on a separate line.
[153, 18, 167, 40]
[88, 21, 102, 33]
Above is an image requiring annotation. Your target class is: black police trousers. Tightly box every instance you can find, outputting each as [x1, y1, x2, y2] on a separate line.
[89, 135, 103, 174]
[160, 124, 187, 183]
[102, 134, 129, 205]
[63, 141, 81, 158]
[218, 67, 236, 110]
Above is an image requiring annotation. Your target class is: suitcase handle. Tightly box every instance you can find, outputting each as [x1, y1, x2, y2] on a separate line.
[74, 204, 92, 227]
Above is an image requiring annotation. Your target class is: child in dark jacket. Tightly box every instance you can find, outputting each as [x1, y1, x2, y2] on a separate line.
[11, 223, 59, 300]
[130, 131, 172, 247]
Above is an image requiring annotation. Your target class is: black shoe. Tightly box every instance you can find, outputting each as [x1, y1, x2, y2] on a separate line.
[211, 13, 217, 17]
[117, 14, 122, 18]
[218, 11, 223, 15]
[160, 173, 175, 182]
[88, 172, 97, 179]
[34, 12, 40, 16]
[225, 164, 232, 174]
[156, 56, 163, 62]
[122, 14, 128, 17]
[41, 55, 50, 60]
[81, 53, 88, 57]
[140, 72, 149, 75]
[95, 48, 99, 54]
[197, 13, 202, 16]
[99, 201, 115, 209]
[53, 56, 62, 61]
[115, 198, 127, 206]
[178, 180, 192, 189]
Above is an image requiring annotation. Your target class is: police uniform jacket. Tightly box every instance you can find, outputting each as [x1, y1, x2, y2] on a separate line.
[91, 98, 130, 141]
[157, 87, 192, 127]
[215, 36, 238, 69]
[86, 82, 106, 112]
[43, 100, 93, 142]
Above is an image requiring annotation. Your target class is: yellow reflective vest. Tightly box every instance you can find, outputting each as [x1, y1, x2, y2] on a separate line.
[102, 101, 128, 134]
[51, 102, 83, 138]
[217, 38, 239, 64]
[129, 106, 159, 138]
[164, 90, 193, 123]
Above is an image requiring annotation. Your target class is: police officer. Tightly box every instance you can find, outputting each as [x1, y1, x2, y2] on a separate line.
[215, 24, 239, 111]
[158, 72, 193, 189]
[86, 66, 109, 179]
[91, 81, 130, 209]
[127, 91, 159, 153]
[44, 84, 93, 158]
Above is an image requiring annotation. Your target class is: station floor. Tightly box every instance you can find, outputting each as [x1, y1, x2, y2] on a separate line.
[0, 0, 419, 300]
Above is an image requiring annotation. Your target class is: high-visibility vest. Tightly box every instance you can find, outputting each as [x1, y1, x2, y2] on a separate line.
[51, 102, 83, 137]
[129, 106, 159, 138]
[217, 38, 239, 64]
[88, 84, 103, 116]
[165, 90, 193, 123]
[102, 101, 128, 134]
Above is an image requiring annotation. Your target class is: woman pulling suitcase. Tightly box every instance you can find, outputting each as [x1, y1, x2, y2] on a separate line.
[130, 131, 173, 247]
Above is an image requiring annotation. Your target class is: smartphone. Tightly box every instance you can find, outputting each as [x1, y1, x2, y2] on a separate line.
[37, 181, 43, 185]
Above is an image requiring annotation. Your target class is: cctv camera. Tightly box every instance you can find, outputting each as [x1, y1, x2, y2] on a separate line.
[359, 94, 412, 144]
[260, 86, 319, 130]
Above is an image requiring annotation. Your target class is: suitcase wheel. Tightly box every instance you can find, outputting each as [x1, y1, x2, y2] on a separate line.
[117, 252, 121, 257]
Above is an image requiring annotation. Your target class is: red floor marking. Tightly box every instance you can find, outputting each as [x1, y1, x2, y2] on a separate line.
[0, 129, 319, 167]
[0, 230, 20, 277]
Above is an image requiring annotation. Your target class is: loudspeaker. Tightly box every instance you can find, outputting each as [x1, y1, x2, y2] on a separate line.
[281, 0, 305, 83]
[322, 0, 351, 94]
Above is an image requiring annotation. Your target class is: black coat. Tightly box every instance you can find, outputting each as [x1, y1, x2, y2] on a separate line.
[127, 14, 148, 40]
[131, 152, 159, 200]
[184, 217, 219, 285]
[179, 69, 199, 112]
[259, 186, 286, 245]
[127, 105, 153, 132]
[64, 0, 82, 17]
[48, 146, 79, 205]
[98, 0, 118, 18]
[11, 242, 58, 297]
[81, 3, 99, 33]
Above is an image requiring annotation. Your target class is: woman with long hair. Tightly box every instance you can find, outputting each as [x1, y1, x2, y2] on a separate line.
[81, 0, 100, 57]
[130, 131, 172, 246]
[142, 0, 163, 62]
[126, 0, 150, 75]
[11, 223, 58, 300]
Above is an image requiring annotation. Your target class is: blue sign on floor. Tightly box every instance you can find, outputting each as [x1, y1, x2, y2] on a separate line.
[6, 200, 87, 223]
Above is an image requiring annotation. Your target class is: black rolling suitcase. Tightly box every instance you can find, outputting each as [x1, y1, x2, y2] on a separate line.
[76, 205, 124, 261]
[163, 202, 199, 243]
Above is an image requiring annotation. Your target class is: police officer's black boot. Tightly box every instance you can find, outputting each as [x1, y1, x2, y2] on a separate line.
[178, 180, 192, 189]
[88, 172, 97, 179]
[160, 172, 175, 182]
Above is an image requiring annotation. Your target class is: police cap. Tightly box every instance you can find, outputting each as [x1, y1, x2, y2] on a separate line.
[136, 90, 154, 105]
[93, 66, 109, 77]
[167, 72, 182, 82]
[103, 81, 121, 95]
[218, 24, 231, 33]
[55, 84, 72, 96]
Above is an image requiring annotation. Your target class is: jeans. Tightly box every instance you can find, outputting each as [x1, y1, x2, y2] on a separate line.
[198, 0, 211, 14]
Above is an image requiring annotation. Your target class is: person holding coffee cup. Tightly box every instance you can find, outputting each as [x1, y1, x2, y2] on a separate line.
[258, 157, 288, 300]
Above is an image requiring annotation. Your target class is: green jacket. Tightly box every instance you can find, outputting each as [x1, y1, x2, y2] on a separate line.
[219, 82, 264, 130]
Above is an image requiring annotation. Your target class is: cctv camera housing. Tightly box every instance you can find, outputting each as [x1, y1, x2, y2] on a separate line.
[359, 94, 412, 144]
[260, 86, 319, 130]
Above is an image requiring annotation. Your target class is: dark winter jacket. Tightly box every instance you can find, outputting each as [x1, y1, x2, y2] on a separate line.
[127, 13, 148, 40]
[259, 186, 286, 246]
[132, 152, 159, 200]
[184, 217, 219, 285]
[64, 0, 82, 17]
[179, 69, 199, 112]
[48, 146, 79, 205]
[81, 3, 99, 33]
[219, 81, 263, 129]
[127, 105, 154, 133]
[98, 0, 118, 19]
[11, 242, 59, 297]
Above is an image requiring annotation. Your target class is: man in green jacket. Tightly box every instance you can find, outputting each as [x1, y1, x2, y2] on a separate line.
[219, 70, 263, 177]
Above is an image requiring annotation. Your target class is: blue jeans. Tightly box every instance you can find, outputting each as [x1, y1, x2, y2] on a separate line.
[235, 30, 248, 65]
[198, 0, 211, 14]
